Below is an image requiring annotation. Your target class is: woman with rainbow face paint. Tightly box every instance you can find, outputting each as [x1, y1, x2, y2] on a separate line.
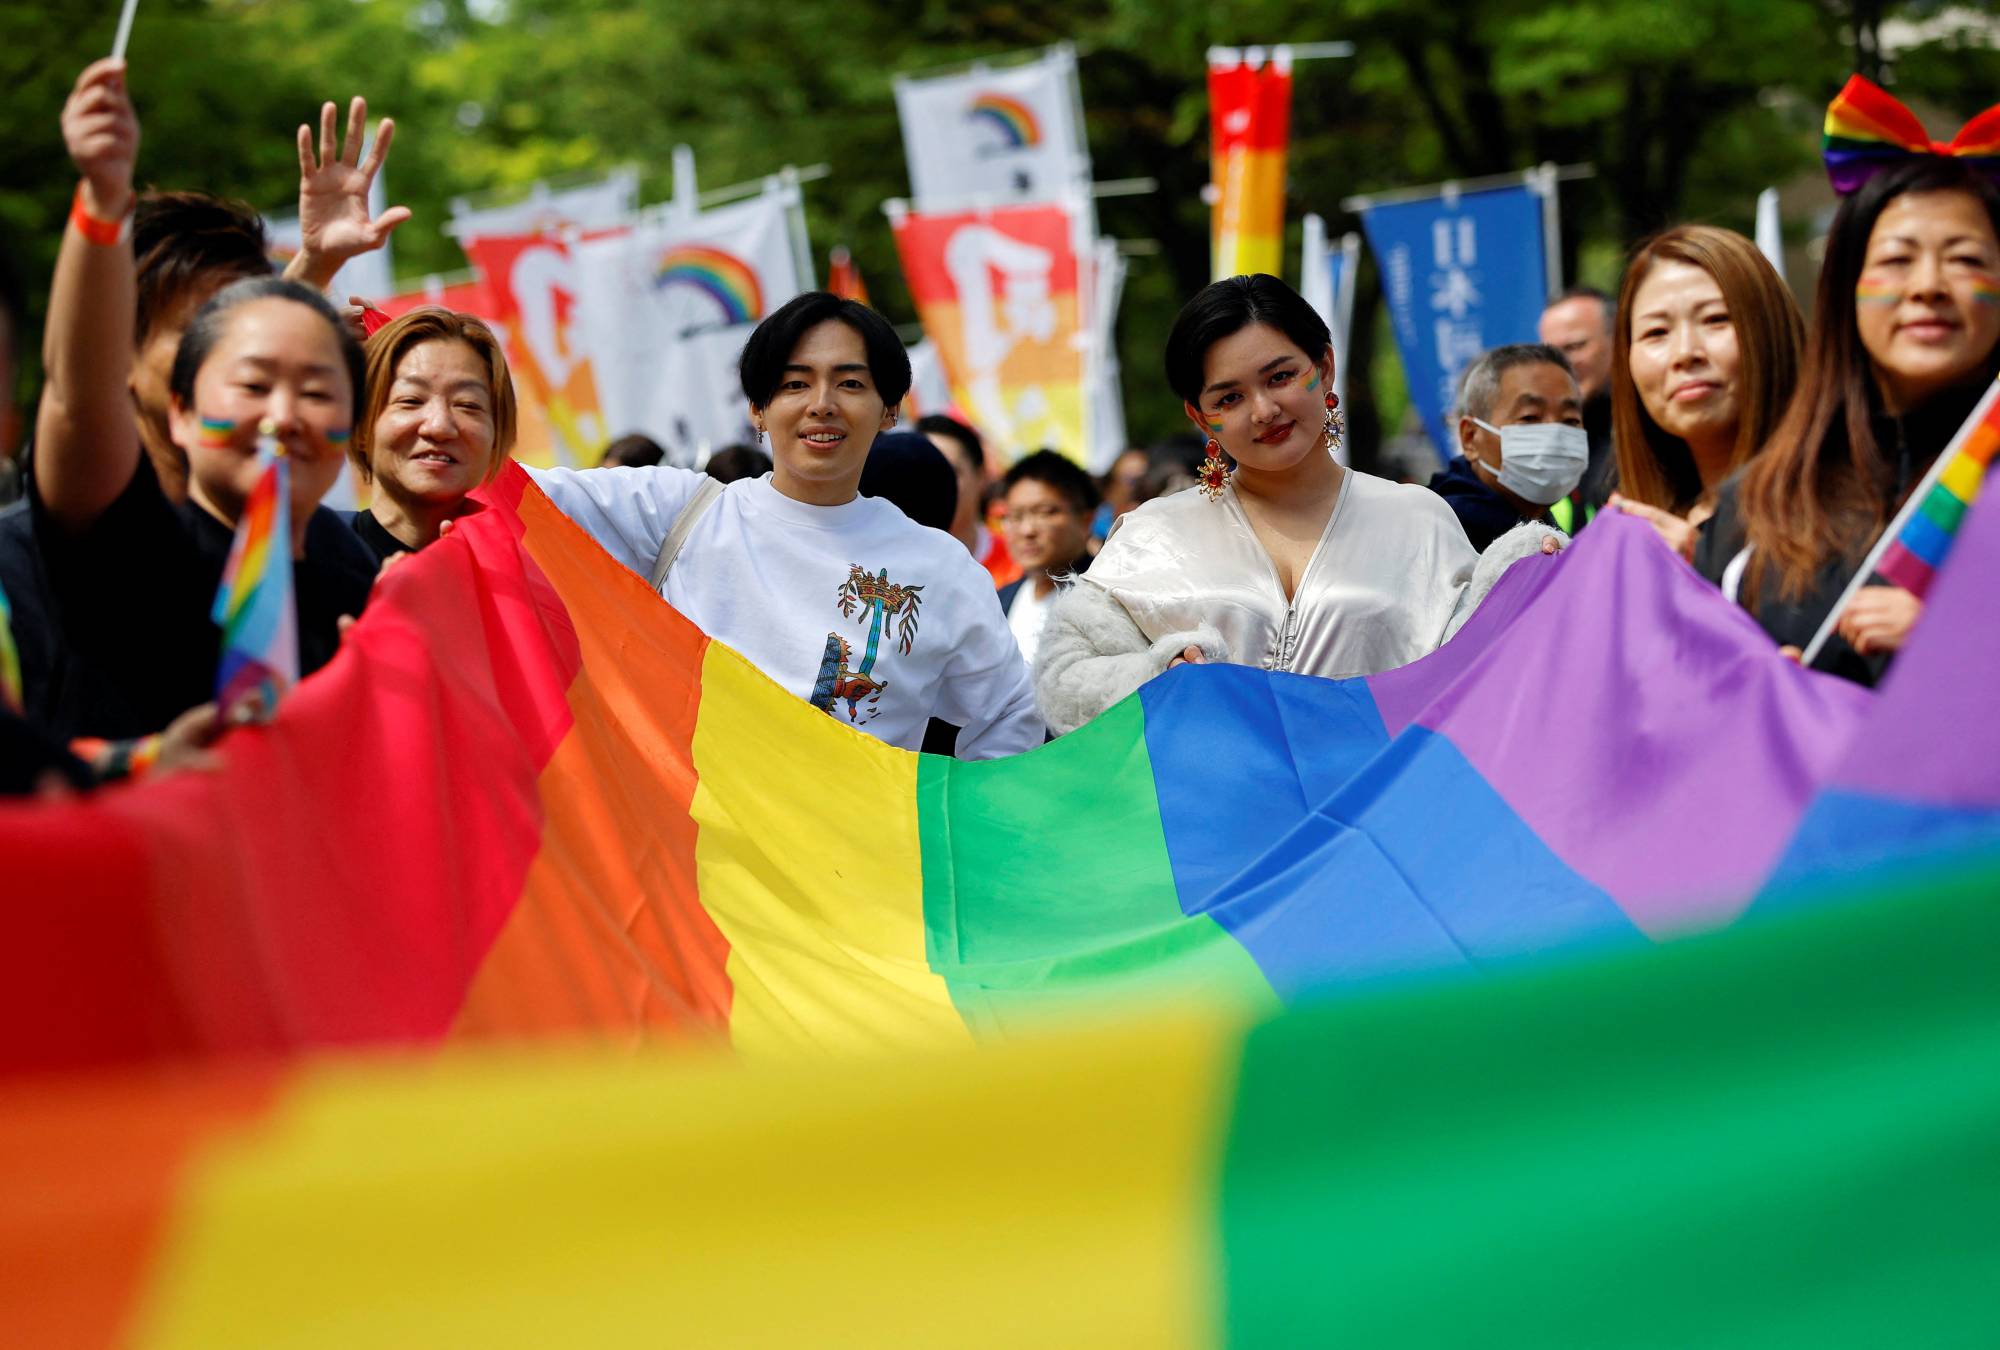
[1033, 274, 1563, 737]
[28, 59, 378, 739]
[1694, 86, 2000, 688]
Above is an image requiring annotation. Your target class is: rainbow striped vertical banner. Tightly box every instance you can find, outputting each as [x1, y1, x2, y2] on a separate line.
[1209, 47, 1293, 281]
[1803, 378, 2000, 663]
[210, 422, 297, 718]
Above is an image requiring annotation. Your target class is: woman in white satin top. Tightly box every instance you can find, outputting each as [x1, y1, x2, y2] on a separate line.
[1033, 275, 1559, 735]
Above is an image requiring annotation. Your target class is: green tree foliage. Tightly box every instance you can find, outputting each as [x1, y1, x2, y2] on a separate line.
[1, 0, 1994, 459]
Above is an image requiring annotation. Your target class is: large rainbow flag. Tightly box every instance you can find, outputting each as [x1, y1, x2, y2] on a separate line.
[4, 467, 1997, 1343]
[0, 469, 1869, 1072]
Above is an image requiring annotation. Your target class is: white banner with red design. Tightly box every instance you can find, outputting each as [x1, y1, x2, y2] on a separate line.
[570, 185, 809, 465]
[893, 46, 1090, 209]
[890, 198, 1098, 466]
[457, 230, 622, 468]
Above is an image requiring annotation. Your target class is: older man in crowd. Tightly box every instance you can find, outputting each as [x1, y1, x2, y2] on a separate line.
[1429, 344, 1589, 551]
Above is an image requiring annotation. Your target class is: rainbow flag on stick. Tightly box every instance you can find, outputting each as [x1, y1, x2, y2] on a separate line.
[209, 420, 296, 719]
[1803, 378, 1999, 663]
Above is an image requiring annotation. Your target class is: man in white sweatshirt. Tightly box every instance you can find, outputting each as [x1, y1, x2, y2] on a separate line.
[527, 292, 1043, 759]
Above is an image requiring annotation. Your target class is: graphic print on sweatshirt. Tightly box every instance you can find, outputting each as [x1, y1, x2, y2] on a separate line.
[809, 565, 927, 724]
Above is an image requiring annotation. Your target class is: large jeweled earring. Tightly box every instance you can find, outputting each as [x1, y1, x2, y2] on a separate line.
[1323, 393, 1344, 456]
[1198, 438, 1230, 501]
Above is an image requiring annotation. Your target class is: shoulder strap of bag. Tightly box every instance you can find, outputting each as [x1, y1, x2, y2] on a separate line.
[648, 476, 725, 593]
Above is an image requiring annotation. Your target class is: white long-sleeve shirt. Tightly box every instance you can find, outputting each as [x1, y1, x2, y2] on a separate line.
[527, 465, 1043, 758]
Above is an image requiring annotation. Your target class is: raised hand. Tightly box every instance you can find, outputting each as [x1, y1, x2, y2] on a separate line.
[290, 96, 411, 289]
[62, 58, 139, 220]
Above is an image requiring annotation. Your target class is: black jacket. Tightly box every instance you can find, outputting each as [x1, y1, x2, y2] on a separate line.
[1427, 456, 1546, 551]
[1693, 370, 1995, 688]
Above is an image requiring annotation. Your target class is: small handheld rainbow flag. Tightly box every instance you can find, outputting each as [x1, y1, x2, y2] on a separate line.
[0, 574, 22, 714]
[1803, 379, 2000, 663]
[209, 419, 297, 719]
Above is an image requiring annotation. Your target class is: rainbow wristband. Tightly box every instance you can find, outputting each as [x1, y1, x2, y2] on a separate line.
[70, 732, 163, 783]
[69, 184, 132, 247]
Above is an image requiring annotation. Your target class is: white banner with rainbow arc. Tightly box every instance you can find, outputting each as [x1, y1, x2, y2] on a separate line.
[574, 186, 807, 464]
[893, 46, 1090, 210]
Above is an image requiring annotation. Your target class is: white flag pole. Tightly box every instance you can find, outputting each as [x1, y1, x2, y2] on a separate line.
[110, 0, 140, 60]
[1799, 378, 2000, 665]
[1755, 188, 1787, 284]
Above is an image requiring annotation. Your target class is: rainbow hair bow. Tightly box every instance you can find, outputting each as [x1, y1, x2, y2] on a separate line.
[1824, 75, 2000, 196]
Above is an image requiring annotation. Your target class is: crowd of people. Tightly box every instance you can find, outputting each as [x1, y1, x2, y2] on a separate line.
[2, 59, 1995, 795]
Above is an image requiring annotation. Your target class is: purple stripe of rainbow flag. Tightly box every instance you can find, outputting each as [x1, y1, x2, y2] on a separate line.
[1876, 382, 2000, 596]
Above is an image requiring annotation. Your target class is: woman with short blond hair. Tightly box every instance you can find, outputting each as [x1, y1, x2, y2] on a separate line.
[349, 307, 517, 559]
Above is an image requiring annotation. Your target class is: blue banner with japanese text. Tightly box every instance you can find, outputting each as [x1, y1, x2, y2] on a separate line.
[1360, 182, 1549, 463]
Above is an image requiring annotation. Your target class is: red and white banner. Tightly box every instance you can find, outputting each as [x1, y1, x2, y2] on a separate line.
[891, 200, 1090, 465]
[459, 231, 621, 468]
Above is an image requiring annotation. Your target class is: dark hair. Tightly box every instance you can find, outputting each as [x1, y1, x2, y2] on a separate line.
[703, 443, 772, 482]
[603, 433, 666, 469]
[133, 191, 273, 345]
[738, 292, 911, 409]
[169, 277, 365, 422]
[1002, 448, 1100, 516]
[1740, 157, 2000, 600]
[1139, 433, 1207, 504]
[1455, 343, 1576, 420]
[857, 430, 958, 531]
[1611, 224, 1804, 514]
[915, 413, 983, 471]
[1164, 274, 1331, 407]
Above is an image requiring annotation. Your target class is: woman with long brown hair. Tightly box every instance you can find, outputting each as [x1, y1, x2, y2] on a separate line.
[1694, 150, 2000, 686]
[1602, 226, 1805, 553]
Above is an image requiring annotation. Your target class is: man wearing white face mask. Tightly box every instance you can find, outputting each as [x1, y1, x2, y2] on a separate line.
[1429, 344, 1589, 551]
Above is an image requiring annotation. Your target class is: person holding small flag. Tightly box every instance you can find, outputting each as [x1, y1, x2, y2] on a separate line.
[28, 58, 376, 737]
[1694, 78, 2000, 685]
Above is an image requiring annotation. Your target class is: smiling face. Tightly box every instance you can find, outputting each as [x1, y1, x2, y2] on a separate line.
[166, 297, 354, 526]
[755, 319, 896, 505]
[369, 338, 497, 506]
[1626, 259, 1744, 452]
[1183, 323, 1334, 475]
[1853, 189, 2000, 413]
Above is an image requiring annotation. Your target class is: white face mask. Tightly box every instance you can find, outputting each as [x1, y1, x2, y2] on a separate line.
[1471, 418, 1589, 506]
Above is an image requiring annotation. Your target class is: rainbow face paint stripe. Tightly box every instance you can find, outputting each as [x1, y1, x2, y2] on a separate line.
[1968, 276, 2000, 306]
[196, 416, 237, 449]
[324, 426, 353, 445]
[1303, 368, 1321, 393]
[1855, 284, 1902, 306]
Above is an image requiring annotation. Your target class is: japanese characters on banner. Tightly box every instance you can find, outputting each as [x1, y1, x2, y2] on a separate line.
[459, 230, 621, 468]
[893, 45, 1090, 208]
[1359, 176, 1554, 463]
[571, 185, 809, 465]
[890, 200, 1090, 466]
[1208, 47, 1293, 282]
[1300, 214, 1361, 464]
